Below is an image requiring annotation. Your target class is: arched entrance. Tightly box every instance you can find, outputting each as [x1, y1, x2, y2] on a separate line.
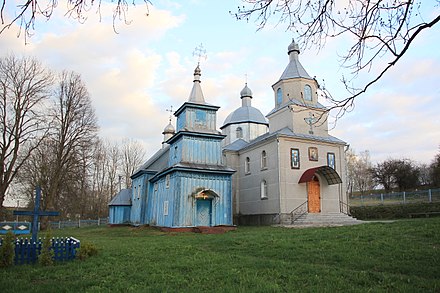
[194, 189, 218, 226]
[307, 176, 321, 213]
[196, 199, 212, 226]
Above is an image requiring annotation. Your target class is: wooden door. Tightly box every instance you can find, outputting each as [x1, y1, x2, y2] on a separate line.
[307, 177, 321, 213]
[196, 200, 212, 226]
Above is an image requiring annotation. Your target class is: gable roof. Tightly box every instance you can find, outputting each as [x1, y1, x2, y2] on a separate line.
[108, 188, 132, 206]
[131, 145, 170, 178]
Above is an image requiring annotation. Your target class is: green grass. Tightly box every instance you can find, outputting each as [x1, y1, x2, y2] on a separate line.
[1, 219, 440, 292]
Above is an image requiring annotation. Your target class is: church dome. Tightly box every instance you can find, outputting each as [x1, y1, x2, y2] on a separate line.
[222, 83, 268, 129]
[222, 106, 268, 128]
[240, 84, 253, 98]
[163, 121, 175, 134]
[287, 39, 300, 55]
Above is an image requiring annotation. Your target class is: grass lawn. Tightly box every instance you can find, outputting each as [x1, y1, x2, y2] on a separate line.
[1, 218, 439, 292]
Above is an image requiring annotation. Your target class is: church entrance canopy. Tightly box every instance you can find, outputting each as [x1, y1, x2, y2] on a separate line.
[298, 166, 342, 185]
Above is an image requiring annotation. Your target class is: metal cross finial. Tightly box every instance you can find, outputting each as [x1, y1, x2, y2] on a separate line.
[193, 43, 207, 64]
[304, 112, 317, 135]
[166, 105, 174, 122]
[245, 73, 248, 84]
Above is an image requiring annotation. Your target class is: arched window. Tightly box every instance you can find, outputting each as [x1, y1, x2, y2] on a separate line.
[245, 157, 250, 174]
[261, 150, 267, 169]
[236, 127, 243, 138]
[276, 88, 282, 106]
[261, 180, 268, 199]
[304, 85, 312, 101]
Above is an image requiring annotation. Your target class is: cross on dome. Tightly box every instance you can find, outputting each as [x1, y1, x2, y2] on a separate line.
[166, 105, 173, 122]
[192, 43, 207, 65]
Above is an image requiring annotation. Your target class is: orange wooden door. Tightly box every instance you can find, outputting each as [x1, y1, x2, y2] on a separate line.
[307, 177, 321, 213]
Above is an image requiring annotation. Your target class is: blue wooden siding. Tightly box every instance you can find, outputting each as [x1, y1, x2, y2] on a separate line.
[176, 107, 217, 132]
[130, 176, 148, 225]
[145, 171, 232, 228]
[181, 136, 222, 165]
[109, 206, 131, 224]
[169, 136, 223, 166]
[174, 172, 232, 227]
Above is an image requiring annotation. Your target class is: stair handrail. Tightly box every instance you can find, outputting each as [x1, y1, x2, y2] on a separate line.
[290, 200, 308, 224]
[339, 200, 351, 216]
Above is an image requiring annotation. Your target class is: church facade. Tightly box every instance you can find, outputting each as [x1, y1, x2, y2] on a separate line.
[108, 39, 349, 227]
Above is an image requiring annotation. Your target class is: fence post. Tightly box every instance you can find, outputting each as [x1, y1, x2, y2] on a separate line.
[403, 191, 406, 204]
[361, 195, 364, 206]
[381, 193, 384, 204]
[78, 215, 81, 228]
[428, 189, 432, 203]
[98, 218, 100, 226]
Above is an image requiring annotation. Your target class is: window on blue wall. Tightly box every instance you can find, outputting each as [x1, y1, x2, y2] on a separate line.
[137, 184, 141, 199]
[154, 182, 158, 191]
[165, 174, 170, 188]
[164, 201, 169, 216]
[195, 109, 206, 127]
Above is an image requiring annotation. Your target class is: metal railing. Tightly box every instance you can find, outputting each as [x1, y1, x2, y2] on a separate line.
[339, 201, 351, 215]
[289, 200, 308, 224]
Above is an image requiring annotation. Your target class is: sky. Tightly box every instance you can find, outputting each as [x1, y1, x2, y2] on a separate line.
[1, 0, 439, 166]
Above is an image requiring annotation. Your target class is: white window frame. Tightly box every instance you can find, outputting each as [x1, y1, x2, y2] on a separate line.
[261, 150, 267, 170]
[163, 201, 169, 216]
[261, 180, 268, 199]
[245, 157, 250, 174]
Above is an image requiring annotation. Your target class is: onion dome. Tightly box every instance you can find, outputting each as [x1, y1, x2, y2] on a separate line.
[221, 84, 268, 129]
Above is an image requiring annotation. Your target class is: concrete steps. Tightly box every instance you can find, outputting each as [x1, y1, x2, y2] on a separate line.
[290, 212, 362, 227]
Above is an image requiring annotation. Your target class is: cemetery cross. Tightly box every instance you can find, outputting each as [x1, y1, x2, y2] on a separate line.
[13, 186, 60, 243]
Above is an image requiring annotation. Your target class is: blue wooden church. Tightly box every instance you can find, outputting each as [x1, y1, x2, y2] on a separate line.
[109, 65, 235, 228]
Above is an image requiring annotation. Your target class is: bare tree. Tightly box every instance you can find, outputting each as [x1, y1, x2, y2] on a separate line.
[234, 1, 440, 120]
[429, 149, 440, 188]
[0, 55, 52, 211]
[43, 71, 98, 214]
[104, 139, 121, 200]
[121, 138, 145, 188]
[0, 0, 152, 41]
[346, 149, 375, 196]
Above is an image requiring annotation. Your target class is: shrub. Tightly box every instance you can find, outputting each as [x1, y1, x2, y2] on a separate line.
[39, 231, 54, 266]
[350, 202, 440, 220]
[78, 241, 98, 260]
[0, 232, 15, 267]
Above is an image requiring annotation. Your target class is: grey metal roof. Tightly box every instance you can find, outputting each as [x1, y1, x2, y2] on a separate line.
[266, 99, 326, 117]
[108, 188, 132, 206]
[230, 127, 346, 152]
[279, 58, 312, 80]
[131, 146, 170, 178]
[222, 106, 268, 128]
[223, 139, 249, 151]
[278, 39, 313, 81]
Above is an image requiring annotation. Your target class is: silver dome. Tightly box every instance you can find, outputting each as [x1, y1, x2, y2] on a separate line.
[222, 106, 268, 128]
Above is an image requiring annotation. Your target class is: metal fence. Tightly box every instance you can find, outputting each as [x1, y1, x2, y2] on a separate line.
[349, 188, 440, 207]
[49, 218, 108, 229]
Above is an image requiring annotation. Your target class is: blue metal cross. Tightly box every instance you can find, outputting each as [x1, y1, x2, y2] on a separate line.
[13, 187, 60, 242]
